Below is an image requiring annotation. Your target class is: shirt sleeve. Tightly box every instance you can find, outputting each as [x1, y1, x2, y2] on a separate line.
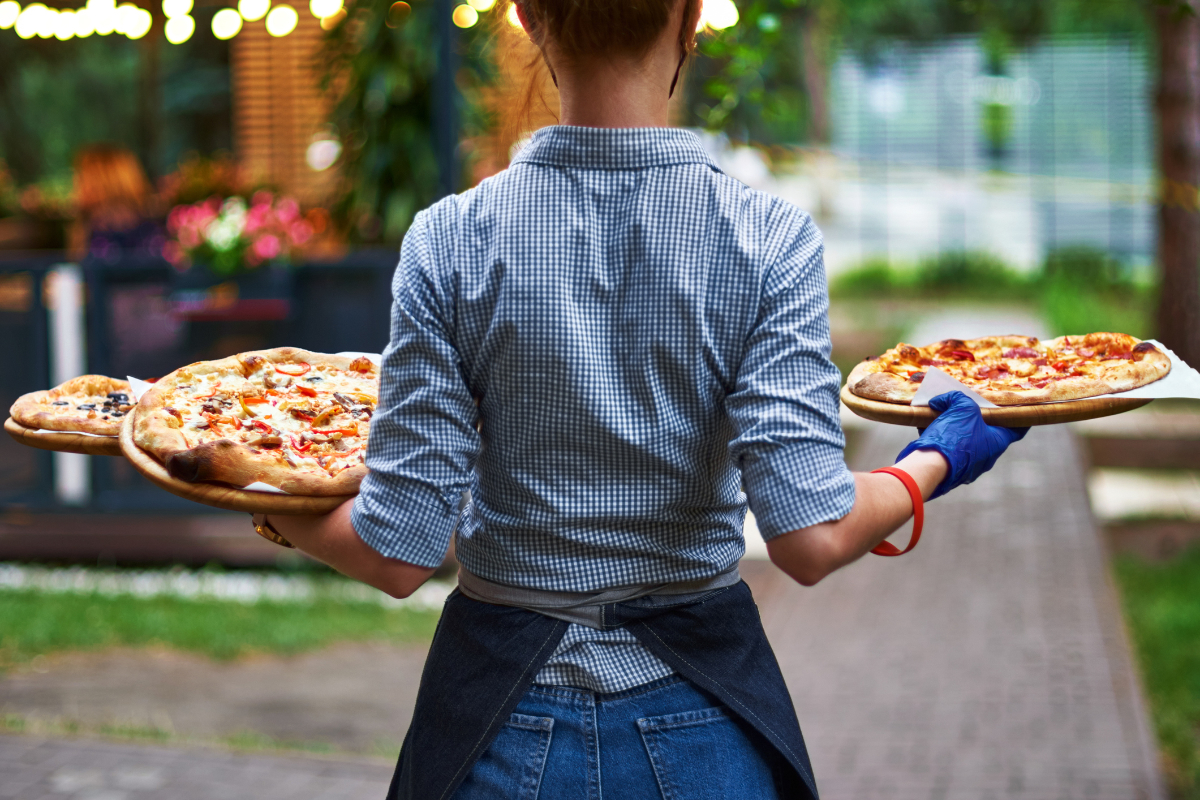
[725, 212, 856, 540]
[351, 208, 481, 567]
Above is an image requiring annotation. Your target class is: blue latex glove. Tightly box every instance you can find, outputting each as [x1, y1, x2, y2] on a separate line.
[896, 391, 1029, 500]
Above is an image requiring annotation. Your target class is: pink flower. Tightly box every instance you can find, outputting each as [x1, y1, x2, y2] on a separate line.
[276, 198, 300, 223]
[289, 220, 313, 245]
[251, 190, 274, 208]
[252, 234, 282, 261]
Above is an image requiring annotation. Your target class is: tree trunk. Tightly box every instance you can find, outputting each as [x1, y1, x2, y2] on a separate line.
[799, 6, 831, 145]
[1155, 1, 1200, 365]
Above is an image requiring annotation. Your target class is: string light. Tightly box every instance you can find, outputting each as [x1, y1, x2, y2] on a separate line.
[0, 0, 19, 29]
[161, 0, 191, 17]
[73, 5, 95, 35]
[238, 0, 268, 21]
[451, 4, 476, 27]
[466, 0, 493, 10]
[505, 2, 519, 28]
[318, 6, 343, 28]
[163, 11, 192, 41]
[13, 2, 39, 37]
[53, 7, 74, 38]
[308, 0, 339, 18]
[36, 5, 57, 37]
[698, 0, 737, 31]
[211, 6, 241, 37]
[88, 0, 117, 35]
[264, 3, 295, 35]
[125, 6, 150, 37]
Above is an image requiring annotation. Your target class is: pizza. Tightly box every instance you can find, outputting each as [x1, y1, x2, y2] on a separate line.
[10, 375, 134, 436]
[132, 348, 378, 495]
[847, 332, 1171, 405]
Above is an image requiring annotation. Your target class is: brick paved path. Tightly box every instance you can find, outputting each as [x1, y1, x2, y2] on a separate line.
[742, 420, 1166, 800]
[0, 735, 393, 800]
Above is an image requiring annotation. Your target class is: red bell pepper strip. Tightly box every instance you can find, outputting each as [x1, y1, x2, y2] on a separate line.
[313, 428, 359, 437]
[251, 420, 273, 434]
[276, 362, 312, 377]
[290, 435, 311, 453]
[296, 385, 318, 398]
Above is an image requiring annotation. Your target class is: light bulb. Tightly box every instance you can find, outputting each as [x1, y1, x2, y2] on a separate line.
[125, 6, 150, 37]
[0, 0, 20, 29]
[53, 7, 74, 38]
[505, 2, 520, 28]
[161, 0, 191, 17]
[451, 4, 476, 27]
[264, 3, 296, 35]
[211, 6, 241, 37]
[73, 6, 95, 35]
[238, 0, 268, 21]
[14, 2, 40, 37]
[308, 0, 339, 18]
[36, 5, 57, 37]
[466, 0, 494, 10]
[88, 0, 117, 34]
[164, 12, 193, 41]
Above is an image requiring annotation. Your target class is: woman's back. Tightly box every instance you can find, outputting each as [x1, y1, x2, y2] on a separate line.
[356, 125, 853, 592]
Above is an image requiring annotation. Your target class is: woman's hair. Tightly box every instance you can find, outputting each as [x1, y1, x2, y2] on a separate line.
[487, 0, 700, 163]
[73, 144, 152, 219]
[514, 0, 700, 64]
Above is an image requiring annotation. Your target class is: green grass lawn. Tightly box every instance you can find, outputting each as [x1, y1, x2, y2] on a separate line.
[1113, 549, 1200, 798]
[0, 589, 441, 670]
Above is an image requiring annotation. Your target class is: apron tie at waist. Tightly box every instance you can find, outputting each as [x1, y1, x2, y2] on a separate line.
[455, 564, 742, 629]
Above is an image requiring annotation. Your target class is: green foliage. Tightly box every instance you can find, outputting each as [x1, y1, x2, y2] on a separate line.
[1114, 549, 1200, 799]
[689, 0, 814, 142]
[0, 588, 440, 668]
[319, 0, 493, 242]
[829, 246, 1155, 337]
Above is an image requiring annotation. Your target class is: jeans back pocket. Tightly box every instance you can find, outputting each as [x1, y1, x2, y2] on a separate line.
[638, 706, 781, 800]
[453, 713, 554, 800]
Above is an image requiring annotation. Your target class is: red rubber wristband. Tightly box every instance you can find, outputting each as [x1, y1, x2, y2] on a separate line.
[869, 467, 924, 557]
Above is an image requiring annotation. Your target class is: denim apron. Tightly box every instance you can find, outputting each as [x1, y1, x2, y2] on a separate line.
[386, 579, 819, 800]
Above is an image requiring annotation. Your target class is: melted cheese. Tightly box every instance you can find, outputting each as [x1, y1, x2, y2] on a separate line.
[169, 361, 378, 476]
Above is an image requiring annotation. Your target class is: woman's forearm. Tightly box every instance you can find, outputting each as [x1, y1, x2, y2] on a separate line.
[765, 449, 948, 586]
[268, 501, 438, 599]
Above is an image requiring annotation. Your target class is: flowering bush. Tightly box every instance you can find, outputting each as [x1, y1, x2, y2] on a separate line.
[164, 192, 315, 275]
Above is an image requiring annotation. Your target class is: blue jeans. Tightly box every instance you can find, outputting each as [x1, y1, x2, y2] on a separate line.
[451, 676, 787, 800]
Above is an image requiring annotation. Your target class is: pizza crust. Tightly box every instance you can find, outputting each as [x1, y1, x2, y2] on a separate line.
[848, 333, 1171, 406]
[134, 348, 374, 496]
[10, 375, 132, 435]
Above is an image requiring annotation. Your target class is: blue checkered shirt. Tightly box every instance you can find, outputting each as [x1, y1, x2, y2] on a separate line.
[351, 126, 855, 692]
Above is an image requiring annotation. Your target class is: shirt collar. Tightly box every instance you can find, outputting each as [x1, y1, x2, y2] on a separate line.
[510, 125, 720, 171]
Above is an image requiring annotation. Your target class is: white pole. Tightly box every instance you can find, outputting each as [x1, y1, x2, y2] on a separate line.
[47, 265, 90, 507]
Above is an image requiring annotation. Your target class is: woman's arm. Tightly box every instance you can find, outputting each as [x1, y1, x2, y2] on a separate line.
[268, 503, 439, 599]
[767, 392, 1028, 587]
[765, 449, 946, 586]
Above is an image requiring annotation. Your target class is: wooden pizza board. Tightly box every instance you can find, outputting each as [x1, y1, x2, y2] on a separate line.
[840, 384, 1153, 428]
[118, 413, 356, 515]
[5, 416, 123, 456]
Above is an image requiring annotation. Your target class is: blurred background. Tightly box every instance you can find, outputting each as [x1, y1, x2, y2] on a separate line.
[1, 1, 1199, 798]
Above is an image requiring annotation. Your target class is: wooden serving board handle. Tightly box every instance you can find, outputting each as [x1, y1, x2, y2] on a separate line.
[840, 385, 1152, 428]
[5, 416, 124, 456]
[118, 413, 356, 516]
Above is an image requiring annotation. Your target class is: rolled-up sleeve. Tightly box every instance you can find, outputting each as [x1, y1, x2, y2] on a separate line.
[725, 214, 856, 540]
[351, 208, 481, 567]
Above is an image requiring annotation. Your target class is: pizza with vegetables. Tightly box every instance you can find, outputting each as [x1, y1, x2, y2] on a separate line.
[132, 348, 377, 495]
[10, 375, 134, 436]
[847, 333, 1171, 405]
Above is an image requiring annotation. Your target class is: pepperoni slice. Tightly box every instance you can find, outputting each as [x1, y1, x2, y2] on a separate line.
[1003, 347, 1039, 359]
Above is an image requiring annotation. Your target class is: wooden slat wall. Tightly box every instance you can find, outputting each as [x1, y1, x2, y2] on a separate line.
[231, 6, 337, 205]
